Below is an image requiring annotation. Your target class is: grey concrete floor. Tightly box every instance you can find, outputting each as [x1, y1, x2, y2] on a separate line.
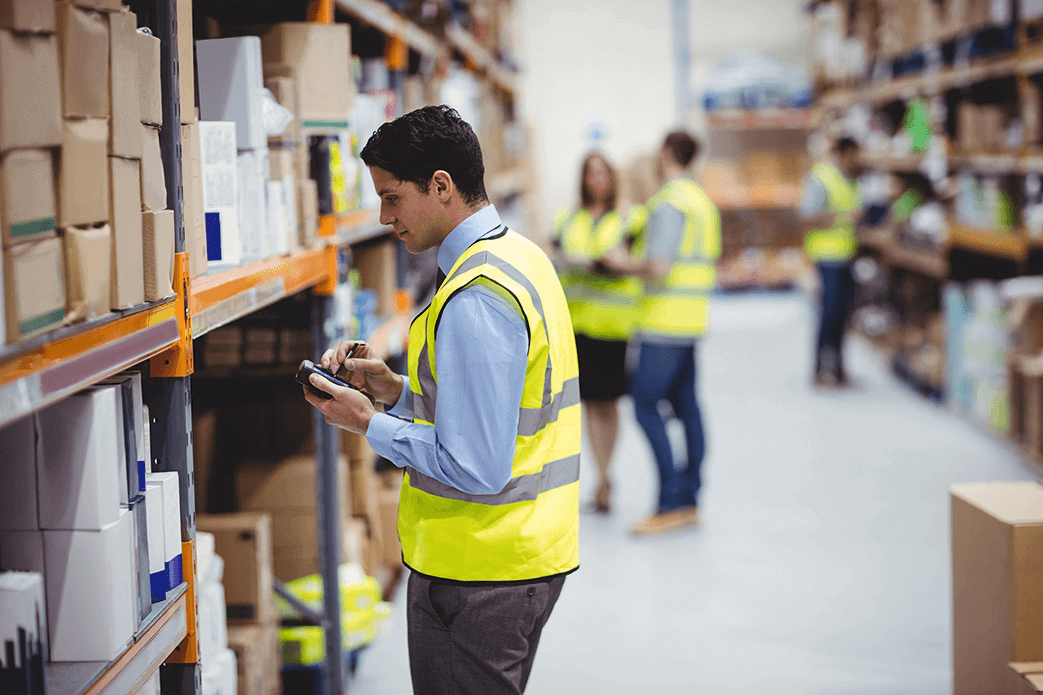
[349, 292, 1040, 694]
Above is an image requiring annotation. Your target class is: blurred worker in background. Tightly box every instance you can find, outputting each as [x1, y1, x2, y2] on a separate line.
[551, 153, 641, 513]
[305, 106, 580, 695]
[802, 136, 863, 388]
[605, 132, 721, 536]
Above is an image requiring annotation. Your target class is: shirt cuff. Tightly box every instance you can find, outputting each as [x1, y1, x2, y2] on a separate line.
[366, 413, 401, 464]
[386, 375, 413, 419]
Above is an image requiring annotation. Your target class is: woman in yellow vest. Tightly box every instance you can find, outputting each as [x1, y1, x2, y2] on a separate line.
[802, 137, 862, 387]
[552, 153, 641, 513]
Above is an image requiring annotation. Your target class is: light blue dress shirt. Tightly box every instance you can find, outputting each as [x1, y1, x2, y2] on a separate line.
[365, 205, 529, 495]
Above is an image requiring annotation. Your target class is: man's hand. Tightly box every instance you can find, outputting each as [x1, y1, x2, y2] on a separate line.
[321, 340, 404, 406]
[303, 374, 377, 435]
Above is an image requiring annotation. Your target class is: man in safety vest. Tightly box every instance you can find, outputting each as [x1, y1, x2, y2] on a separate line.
[801, 137, 862, 387]
[303, 106, 579, 695]
[606, 131, 721, 536]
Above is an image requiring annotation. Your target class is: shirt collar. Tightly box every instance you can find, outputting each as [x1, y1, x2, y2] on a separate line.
[437, 205, 503, 275]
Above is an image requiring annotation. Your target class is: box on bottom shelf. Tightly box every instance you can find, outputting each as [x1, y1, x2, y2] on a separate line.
[201, 646, 237, 695]
[228, 623, 280, 695]
[196, 512, 275, 625]
[44, 509, 136, 662]
[145, 472, 183, 593]
[0, 571, 47, 693]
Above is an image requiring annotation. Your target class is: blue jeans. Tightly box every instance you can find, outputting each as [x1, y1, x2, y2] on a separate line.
[630, 341, 706, 512]
[816, 261, 855, 378]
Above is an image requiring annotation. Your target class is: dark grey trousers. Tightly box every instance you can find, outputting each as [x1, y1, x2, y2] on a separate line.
[407, 571, 566, 695]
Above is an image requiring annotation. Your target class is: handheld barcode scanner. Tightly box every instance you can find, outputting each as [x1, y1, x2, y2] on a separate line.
[296, 342, 375, 404]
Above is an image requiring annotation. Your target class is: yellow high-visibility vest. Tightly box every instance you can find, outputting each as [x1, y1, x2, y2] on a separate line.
[804, 162, 860, 262]
[633, 179, 720, 340]
[399, 228, 581, 582]
[553, 208, 642, 341]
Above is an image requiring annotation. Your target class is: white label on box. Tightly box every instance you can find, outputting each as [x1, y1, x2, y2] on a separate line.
[38, 387, 122, 530]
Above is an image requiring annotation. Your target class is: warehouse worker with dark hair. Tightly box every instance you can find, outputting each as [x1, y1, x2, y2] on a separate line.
[302, 105, 580, 695]
[551, 152, 641, 513]
[605, 131, 720, 536]
[801, 136, 862, 387]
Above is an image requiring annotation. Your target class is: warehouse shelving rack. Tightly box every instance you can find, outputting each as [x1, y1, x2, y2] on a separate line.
[0, 0, 523, 692]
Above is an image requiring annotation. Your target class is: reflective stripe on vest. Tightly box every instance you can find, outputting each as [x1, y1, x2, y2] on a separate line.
[804, 162, 860, 263]
[554, 209, 640, 341]
[635, 179, 720, 340]
[400, 228, 581, 582]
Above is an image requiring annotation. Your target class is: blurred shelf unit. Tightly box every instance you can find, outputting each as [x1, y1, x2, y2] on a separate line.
[810, 0, 1043, 443]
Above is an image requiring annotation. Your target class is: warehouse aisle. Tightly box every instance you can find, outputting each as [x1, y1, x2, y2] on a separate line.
[350, 292, 1039, 695]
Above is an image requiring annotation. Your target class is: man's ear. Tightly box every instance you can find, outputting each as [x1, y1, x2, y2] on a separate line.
[432, 170, 453, 202]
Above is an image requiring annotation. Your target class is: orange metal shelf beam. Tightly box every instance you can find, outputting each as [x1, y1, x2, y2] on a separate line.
[0, 301, 179, 388]
[948, 224, 1028, 261]
[190, 250, 331, 319]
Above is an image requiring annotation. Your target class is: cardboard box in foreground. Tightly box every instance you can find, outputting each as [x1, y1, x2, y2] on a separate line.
[197, 512, 275, 625]
[952, 482, 1043, 695]
[3, 236, 65, 343]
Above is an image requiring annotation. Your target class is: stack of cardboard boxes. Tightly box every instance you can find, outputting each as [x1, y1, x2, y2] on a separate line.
[0, 2, 63, 343]
[197, 513, 280, 695]
[261, 22, 354, 251]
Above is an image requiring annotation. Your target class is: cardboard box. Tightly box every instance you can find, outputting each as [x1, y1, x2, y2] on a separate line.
[135, 30, 161, 126]
[145, 472, 182, 591]
[237, 455, 349, 513]
[197, 513, 275, 625]
[0, 0, 54, 33]
[0, 415, 39, 531]
[197, 37, 267, 150]
[108, 156, 144, 308]
[56, 2, 108, 119]
[65, 224, 111, 321]
[952, 482, 1043, 694]
[0, 149, 56, 246]
[354, 239, 399, 315]
[140, 124, 167, 211]
[143, 482, 166, 601]
[3, 236, 64, 343]
[0, 571, 47, 684]
[198, 121, 241, 267]
[107, 9, 140, 158]
[228, 624, 280, 695]
[68, 0, 120, 11]
[1010, 663, 1043, 695]
[59, 118, 109, 227]
[265, 75, 301, 147]
[261, 23, 353, 130]
[176, 0, 195, 124]
[143, 210, 173, 301]
[0, 31, 61, 152]
[45, 509, 136, 662]
[37, 385, 122, 530]
[297, 177, 318, 249]
[181, 122, 208, 277]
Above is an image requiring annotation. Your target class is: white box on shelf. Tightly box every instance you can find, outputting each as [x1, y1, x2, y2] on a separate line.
[128, 494, 150, 623]
[196, 37, 266, 150]
[98, 372, 146, 499]
[201, 646, 237, 695]
[0, 571, 48, 676]
[37, 386, 122, 531]
[236, 148, 268, 263]
[198, 567, 228, 664]
[44, 508, 136, 662]
[142, 481, 166, 602]
[145, 471, 182, 592]
[198, 121, 241, 268]
[0, 529, 45, 575]
[0, 414, 39, 531]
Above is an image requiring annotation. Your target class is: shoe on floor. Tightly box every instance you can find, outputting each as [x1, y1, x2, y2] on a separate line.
[631, 507, 699, 536]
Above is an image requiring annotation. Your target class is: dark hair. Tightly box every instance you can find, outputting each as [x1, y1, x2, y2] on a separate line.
[836, 137, 860, 155]
[662, 131, 699, 167]
[579, 152, 618, 210]
[360, 105, 488, 206]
